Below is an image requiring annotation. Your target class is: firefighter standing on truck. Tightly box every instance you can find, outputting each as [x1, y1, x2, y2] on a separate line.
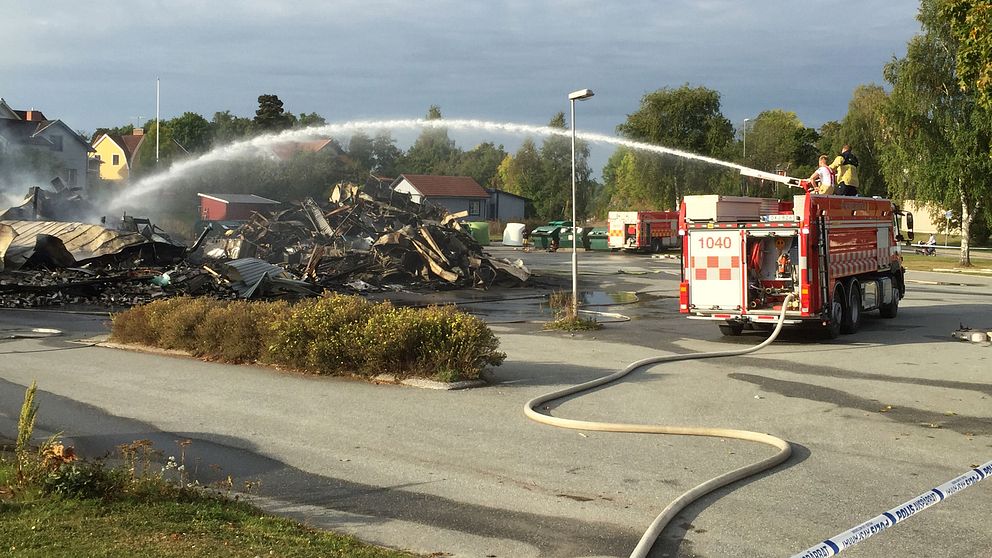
[809, 155, 836, 194]
[829, 145, 859, 196]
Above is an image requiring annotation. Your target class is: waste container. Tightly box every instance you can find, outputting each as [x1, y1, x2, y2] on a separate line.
[531, 221, 572, 250]
[529, 225, 559, 249]
[503, 223, 526, 246]
[587, 227, 610, 251]
[463, 221, 490, 246]
[561, 226, 593, 250]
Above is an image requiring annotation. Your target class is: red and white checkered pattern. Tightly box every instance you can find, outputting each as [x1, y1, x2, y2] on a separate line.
[690, 255, 741, 281]
[830, 249, 877, 277]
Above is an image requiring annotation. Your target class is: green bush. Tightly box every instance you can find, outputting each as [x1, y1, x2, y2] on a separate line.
[42, 460, 128, 499]
[111, 295, 504, 382]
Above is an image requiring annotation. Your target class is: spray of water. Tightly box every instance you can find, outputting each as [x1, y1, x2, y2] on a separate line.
[109, 118, 752, 210]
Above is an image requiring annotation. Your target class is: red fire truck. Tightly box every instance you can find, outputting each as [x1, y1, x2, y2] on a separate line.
[678, 180, 914, 338]
[608, 210, 680, 252]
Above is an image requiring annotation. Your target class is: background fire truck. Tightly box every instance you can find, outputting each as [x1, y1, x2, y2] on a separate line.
[678, 182, 913, 338]
[608, 210, 679, 252]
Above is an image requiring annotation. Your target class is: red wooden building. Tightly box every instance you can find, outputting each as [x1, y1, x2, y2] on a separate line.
[197, 193, 280, 221]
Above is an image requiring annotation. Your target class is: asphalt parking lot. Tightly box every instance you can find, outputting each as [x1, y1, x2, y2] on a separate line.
[1, 245, 989, 557]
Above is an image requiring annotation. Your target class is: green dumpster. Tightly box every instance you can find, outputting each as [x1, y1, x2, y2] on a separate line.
[529, 225, 559, 249]
[463, 221, 490, 246]
[531, 221, 572, 249]
[587, 227, 610, 251]
[561, 226, 593, 250]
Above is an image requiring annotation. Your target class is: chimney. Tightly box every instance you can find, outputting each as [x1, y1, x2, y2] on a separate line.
[132, 128, 144, 136]
[24, 110, 46, 121]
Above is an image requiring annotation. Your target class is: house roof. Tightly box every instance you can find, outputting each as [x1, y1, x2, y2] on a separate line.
[197, 193, 281, 205]
[0, 119, 52, 147]
[395, 174, 490, 199]
[487, 188, 529, 201]
[121, 134, 145, 158]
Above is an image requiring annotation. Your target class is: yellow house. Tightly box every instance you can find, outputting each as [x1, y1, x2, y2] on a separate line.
[90, 129, 145, 181]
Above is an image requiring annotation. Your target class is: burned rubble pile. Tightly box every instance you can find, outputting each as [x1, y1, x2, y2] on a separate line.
[0, 179, 529, 308]
[202, 180, 530, 293]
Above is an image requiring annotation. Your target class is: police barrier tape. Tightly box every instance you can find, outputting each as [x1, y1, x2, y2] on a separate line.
[790, 459, 992, 557]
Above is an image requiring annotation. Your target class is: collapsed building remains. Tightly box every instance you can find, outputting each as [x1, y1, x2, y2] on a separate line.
[0, 178, 529, 308]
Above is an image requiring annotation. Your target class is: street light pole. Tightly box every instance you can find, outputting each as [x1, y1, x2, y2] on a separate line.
[568, 88, 594, 319]
[742, 118, 750, 196]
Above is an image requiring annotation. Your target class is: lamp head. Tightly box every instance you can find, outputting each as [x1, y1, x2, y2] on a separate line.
[568, 89, 594, 101]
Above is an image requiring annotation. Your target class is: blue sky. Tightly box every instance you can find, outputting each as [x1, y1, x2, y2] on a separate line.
[2, 1, 920, 152]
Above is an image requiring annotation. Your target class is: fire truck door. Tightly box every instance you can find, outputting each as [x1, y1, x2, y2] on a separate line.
[688, 230, 745, 310]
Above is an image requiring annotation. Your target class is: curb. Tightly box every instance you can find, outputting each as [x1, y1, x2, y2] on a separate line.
[85, 338, 487, 390]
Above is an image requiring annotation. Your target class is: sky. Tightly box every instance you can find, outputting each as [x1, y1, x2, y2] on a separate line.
[2, 0, 921, 160]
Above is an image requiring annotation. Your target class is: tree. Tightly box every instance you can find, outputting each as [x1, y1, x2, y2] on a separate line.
[211, 111, 253, 145]
[90, 124, 134, 143]
[348, 132, 375, 174]
[169, 112, 212, 153]
[456, 142, 507, 188]
[296, 112, 327, 128]
[534, 112, 595, 220]
[254, 94, 292, 132]
[837, 85, 890, 197]
[371, 132, 402, 177]
[616, 84, 735, 206]
[881, 0, 992, 265]
[942, 0, 992, 109]
[402, 105, 460, 174]
[497, 139, 543, 216]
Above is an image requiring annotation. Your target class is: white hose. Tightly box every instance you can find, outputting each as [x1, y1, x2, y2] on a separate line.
[524, 295, 795, 558]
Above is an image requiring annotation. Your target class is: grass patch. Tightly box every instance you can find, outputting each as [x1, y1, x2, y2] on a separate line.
[543, 291, 602, 332]
[0, 454, 417, 558]
[0, 385, 417, 558]
[901, 253, 992, 273]
[110, 295, 505, 382]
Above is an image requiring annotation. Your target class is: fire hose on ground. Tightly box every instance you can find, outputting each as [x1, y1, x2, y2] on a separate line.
[524, 295, 796, 558]
[524, 294, 992, 557]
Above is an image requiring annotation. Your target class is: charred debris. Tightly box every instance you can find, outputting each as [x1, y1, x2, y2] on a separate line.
[0, 178, 529, 308]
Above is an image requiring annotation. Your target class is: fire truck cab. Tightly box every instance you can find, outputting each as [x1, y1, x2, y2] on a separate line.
[678, 193, 913, 338]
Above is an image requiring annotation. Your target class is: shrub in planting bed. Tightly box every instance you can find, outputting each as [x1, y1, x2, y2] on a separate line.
[111, 295, 504, 382]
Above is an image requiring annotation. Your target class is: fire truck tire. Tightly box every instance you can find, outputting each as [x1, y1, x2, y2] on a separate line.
[825, 284, 844, 339]
[719, 323, 744, 336]
[879, 285, 900, 318]
[841, 279, 863, 334]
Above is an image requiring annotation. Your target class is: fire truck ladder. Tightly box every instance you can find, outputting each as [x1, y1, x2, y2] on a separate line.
[816, 216, 830, 318]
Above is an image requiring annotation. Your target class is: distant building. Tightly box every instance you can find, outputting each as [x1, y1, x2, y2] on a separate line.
[197, 193, 281, 222]
[487, 188, 528, 222]
[391, 174, 490, 221]
[90, 129, 146, 181]
[0, 97, 94, 190]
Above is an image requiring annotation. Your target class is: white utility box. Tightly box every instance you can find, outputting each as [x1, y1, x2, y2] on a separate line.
[683, 195, 763, 222]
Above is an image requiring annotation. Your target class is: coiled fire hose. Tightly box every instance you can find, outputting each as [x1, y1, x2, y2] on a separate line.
[524, 295, 795, 558]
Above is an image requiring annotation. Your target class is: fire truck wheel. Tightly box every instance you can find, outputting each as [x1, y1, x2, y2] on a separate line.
[825, 285, 845, 339]
[719, 323, 745, 336]
[879, 286, 900, 318]
[841, 279, 863, 334]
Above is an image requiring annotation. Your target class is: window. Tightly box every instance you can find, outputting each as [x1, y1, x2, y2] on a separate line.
[469, 200, 481, 216]
[51, 135, 63, 151]
[112, 154, 120, 165]
[66, 169, 77, 186]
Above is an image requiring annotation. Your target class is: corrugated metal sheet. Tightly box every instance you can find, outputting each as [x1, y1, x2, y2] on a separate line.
[0, 220, 151, 262]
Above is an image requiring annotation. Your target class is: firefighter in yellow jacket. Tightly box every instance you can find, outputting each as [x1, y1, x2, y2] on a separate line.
[829, 145, 859, 196]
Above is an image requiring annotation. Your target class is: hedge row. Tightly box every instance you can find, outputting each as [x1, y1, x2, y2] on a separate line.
[110, 295, 505, 382]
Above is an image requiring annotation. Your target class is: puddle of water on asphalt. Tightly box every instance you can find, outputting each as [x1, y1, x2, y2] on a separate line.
[580, 291, 639, 306]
